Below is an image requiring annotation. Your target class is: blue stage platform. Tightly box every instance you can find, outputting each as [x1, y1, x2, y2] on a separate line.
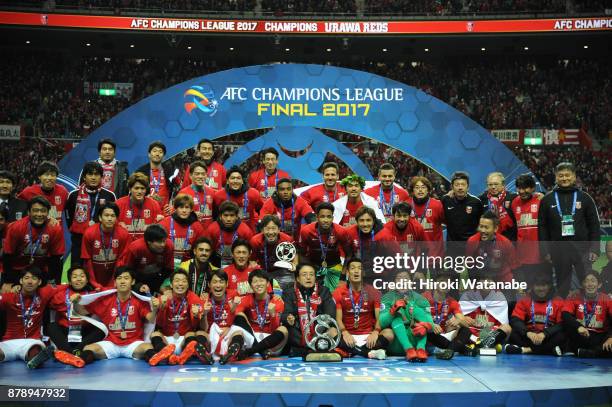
[0, 354, 610, 407]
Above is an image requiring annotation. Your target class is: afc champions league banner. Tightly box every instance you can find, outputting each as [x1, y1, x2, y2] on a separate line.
[58, 63, 531, 190]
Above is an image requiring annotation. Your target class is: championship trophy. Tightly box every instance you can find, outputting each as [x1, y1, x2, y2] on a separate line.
[273, 242, 297, 271]
[477, 317, 497, 356]
[302, 314, 342, 362]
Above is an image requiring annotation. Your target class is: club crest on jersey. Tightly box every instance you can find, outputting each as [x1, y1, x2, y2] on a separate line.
[516, 206, 521, 214]
[55, 196, 62, 205]
[111, 308, 118, 317]
[466, 206, 472, 214]
[94, 240, 101, 249]
[426, 208, 432, 217]
[576, 201, 581, 209]
[493, 249, 502, 258]
[126, 210, 132, 218]
[144, 209, 151, 218]
[531, 204, 538, 212]
[406, 234, 414, 242]
[112, 239, 119, 248]
[41, 234, 49, 243]
[329, 235, 337, 244]
[100, 199, 106, 206]
[212, 170, 218, 177]
[504, 201, 510, 208]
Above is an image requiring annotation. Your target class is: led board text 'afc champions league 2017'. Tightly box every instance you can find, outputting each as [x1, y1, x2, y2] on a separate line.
[58, 64, 531, 190]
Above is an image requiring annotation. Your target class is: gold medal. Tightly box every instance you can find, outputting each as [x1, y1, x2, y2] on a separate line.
[89, 220, 95, 226]
[354, 320, 359, 329]
[29, 257, 35, 265]
[321, 261, 327, 269]
[120, 330, 127, 339]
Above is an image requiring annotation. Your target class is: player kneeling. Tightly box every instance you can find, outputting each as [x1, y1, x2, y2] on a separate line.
[147, 269, 212, 366]
[69, 267, 159, 365]
[0, 267, 55, 369]
[219, 269, 288, 364]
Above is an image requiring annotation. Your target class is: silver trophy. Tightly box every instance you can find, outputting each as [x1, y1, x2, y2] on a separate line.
[302, 314, 342, 362]
[477, 316, 497, 356]
[274, 241, 297, 271]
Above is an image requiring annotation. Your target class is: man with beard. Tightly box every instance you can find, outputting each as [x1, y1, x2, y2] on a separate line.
[179, 161, 216, 229]
[538, 162, 600, 297]
[214, 167, 263, 232]
[18, 161, 68, 228]
[176, 237, 217, 299]
[82, 138, 129, 198]
[181, 138, 226, 191]
[81, 202, 131, 289]
[364, 163, 410, 222]
[159, 194, 205, 267]
[375, 202, 426, 257]
[282, 263, 336, 357]
[408, 176, 445, 258]
[248, 148, 290, 200]
[507, 273, 565, 355]
[116, 172, 164, 242]
[0, 267, 56, 369]
[205, 201, 254, 269]
[66, 161, 116, 265]
[136, 141, 180, 215]
[0, 170, 27, 222]
[479, 172, 517, 241]
[259, 178, 315, 241]
[117, 224, 174, 295]
[333, 174, 385, 227]
[249, 215, 295, 291]
[301, 162, 346, 210]
[441, 171, 484, 243]
[2, 196, 64, 287]
[299, 203, 352, 291]
[345, 206, 384, 284]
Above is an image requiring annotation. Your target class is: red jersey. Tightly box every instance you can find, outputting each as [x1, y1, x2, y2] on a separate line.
[562, 292, 611, 334]
[249, 232, 293, 273]
[213, 188, 263, 232]
[236, 294, 284, 334]
[466, 233, 516, 282]
[339, 199, 363, 227]
[408, 197, 445, 257]
[182, 161, 226, 191]
[3, 217, 65, 273]
[345, 224, 377, 261]
[85, 293, 151, 345]
[81, 223, 131, 289]
[0, 286, 55, 340]
[423, 291, 462, 331]
[204, 221, 254, 268]
[333, 284, 380, 335]
[49, 285, 94, 329]
[155, 291, 203, 336]
[159, 216, 205, 262]
[299, 223, 352, 268]
[248, 168, 291, 199]
[464, 306, 504, 336]
[148, 167, 171, 208]
[259, 195, 314, 241]
[116, 196, 162, 241]
[18, 184, 69, 227]
[179, 185, 215, 228]
[300, 183, 346, 212]
[364, 184, 410, 222]
[225, 264, 260, 296]
[511, 195, 541, 265]
[117, 238, 174, 276]
[374, 219, 425, 256]
[205, 291, 238, 328]
[512, 295, 564, 333]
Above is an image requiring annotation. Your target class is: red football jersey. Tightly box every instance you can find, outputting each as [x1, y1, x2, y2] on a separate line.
[49, 285, 93, 329]
[179, 185, 215, 229]
[213, 188, 263, 232]
[364, 184, 410, 222]
[225, 264, 260, 297]
[333, 284, 380, 335]
[408, 197, 445, 257]
[155, 291, 203, 336]
[422, 291, 462, 331]
[18, 184, 69, 227]
[81, 223, 131, 289]
[374, 219, 425, 257]
[205, 291, 238, 328]
[3, 217, 65, 273]
[338, 199, 363, 227]
[0, 286, 55, 340]
[117, 238, 174, 276]
[159, 216, 205, 262]
[300, 183, 346, 212]
[236, 294, 284, 334]
[511, 195, 541, 265]
[85, 293, 151, 345]
[249, 232, 293, 273]
[182, 162, 226, 191]
[148, 167, 171, 208]
[204, 221, 255, 268]
[116, 196, 162, 241]
[248, 168, 291, 200]
[466, 232, 516, 282]
[562, 292, 611, 333]
[259, 196, 313, 241]
[512, 295, 564, 333]
[299, 222, 352, 267]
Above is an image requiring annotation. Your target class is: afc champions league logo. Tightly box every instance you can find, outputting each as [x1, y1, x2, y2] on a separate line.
[183, 85, 218, 116]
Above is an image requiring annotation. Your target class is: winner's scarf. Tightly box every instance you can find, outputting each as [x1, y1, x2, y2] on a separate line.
[70, 184, 99, 234]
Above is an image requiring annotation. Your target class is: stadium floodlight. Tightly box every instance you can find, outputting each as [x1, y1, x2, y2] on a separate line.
[583, 45, 589, 49]
[26, 40, 30, 44]
[481, 47, 486, 51]
[383, 48, 388, 52]
[86, 43, 91, 47]
[285, 48, 290, 52]
[326, 48, 331, 52]
[130, 44, 134, 48]
[524, 46, 529, 50]
[424, 48, 429, 52]
[229, 47, 234, 51]
[187, 46, 192, 50]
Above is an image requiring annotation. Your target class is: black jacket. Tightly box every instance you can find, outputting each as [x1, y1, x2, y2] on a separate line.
[441, 193, 484, 241]
[136, 162, 180, 201]
[479, 190, 518, 241]
[281, 284, 336, 348]
[1, 196, 27, 222]
[538, 186, 600, 255]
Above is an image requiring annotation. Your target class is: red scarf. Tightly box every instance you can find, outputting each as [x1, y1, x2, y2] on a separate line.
[98, 159, 117, 191]
[70, 184, 98, 234]
[487, 190, 507, 217]
[296, 284, 322, 346]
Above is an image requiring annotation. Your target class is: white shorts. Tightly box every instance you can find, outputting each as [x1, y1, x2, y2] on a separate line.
[164, 335, 185, 354]
[353, 334, 369, 347]
[96, 340, 145, 359]
[208, 324, 254, 356]
[0, 339, 45, 362]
